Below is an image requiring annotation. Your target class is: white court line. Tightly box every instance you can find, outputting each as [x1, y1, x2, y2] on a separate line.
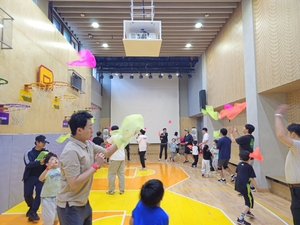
[92, 210, 126, 224]
[225, 182, 289, 225]
[166, 189, 235, 224]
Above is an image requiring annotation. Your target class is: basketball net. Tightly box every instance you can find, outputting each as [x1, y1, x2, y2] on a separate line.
[6, 104, 30, 126]
[52, 81, 70, 97]
[59, 94, 76, 108]
[31, 83, 51, 101]
[85, 107, 99, 117]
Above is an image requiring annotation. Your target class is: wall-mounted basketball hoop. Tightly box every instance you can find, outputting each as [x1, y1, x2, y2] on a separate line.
[0, 7, 14, 49]
[58, 94, 76, 108]
[85, 107, 99, 117]
[2, 103, 30, 126]
[24, 82, 51, 101]
[52, 81, 70, 97]
[0, 78, 8, 89]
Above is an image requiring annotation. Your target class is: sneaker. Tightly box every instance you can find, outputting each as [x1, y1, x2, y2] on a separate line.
[218, 178, 226, 183]
[183, 160, 189, 163]
[120, 190, 124, 195]
[237, 218, 251, 225]
[230, 174, 235, 182]
[28, 212, 40, 222]
[106, 190, 115, 195]
[246, 211, 255, 218]
[172, 159, 175, 162]
[158, 158, 161, 161]
[238, 193, 243, 197]
[202, 173, 204, 177]
[205, 174, 209, 178]
[191, 165, 196, 168]
[250, 187, 256, 192]
[140, 167, 147, 171]
[26, 209, 31, 217]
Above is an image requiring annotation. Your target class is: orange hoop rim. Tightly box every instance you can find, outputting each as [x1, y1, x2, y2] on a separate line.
[50, 81, 70, 87]
[58, 94, 76, 100]
[85, 107, 99, 111]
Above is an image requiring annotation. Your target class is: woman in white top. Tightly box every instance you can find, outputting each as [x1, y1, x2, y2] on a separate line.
[137, 129, 148, 170]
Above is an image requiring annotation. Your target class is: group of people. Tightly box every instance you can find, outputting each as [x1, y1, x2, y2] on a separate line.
[21, 105, 300, 225]
[22, 111, 167, 225]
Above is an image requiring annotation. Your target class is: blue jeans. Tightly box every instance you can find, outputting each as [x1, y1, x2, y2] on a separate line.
[57, 201, 92, 225]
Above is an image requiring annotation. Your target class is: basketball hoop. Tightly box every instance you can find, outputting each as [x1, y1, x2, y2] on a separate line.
[0, 78, 8, 90]
[25, 82, 51, 101]
[51, 81, 70, 97]
[59, 94, 76, 108]
[4, 103, 30, 126]
[85, 107, 99, 117]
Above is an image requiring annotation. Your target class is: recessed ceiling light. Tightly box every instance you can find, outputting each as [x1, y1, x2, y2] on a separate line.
[96, 41, 100, 44]
[91, 22, 100, 28]
[195, 22, 203, 28]
[102, 43, 109, 48]
[185, 43, 192, 48]
[80, 13, 85, 17]
[205, 13, 210, 17]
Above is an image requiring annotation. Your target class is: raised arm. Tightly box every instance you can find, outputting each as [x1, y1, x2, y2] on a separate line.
[66, 153, 106, 191]
[274, 104, 293, 148]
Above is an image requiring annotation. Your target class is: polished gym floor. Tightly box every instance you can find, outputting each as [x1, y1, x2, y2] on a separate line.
[0, 154, 293, 225]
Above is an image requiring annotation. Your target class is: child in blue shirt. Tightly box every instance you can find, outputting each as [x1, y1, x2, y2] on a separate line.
[130, 179, 169, 225]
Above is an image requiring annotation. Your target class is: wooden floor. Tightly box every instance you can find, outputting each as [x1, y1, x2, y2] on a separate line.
[0, 153, 293, 225]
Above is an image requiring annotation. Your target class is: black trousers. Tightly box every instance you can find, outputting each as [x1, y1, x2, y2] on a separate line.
[290, 187, 300, 225]
[192, 155, 199, 166]
[159, 143, 168, 160]
[139, 151, 146, 168]
[23, 176, 44, 214]
[125, 147, 130, 160]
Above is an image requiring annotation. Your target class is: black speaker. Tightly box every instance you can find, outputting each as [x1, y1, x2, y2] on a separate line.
[199, 90, 207, 109]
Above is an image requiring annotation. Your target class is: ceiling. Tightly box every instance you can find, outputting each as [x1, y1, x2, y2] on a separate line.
[51, 0, 241, 74]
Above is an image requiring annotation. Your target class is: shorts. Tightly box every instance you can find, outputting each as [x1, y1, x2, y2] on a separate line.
[241, 186, 254, 208]
[218, 159, 229, 169]
[184, 146, 192, 154]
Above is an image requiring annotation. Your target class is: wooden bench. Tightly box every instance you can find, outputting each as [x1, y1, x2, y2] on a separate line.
[266, 175, 291, 201]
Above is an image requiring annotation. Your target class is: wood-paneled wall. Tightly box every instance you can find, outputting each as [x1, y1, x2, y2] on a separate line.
[206, 3, 245, 108]
[287, 90, 300, 124]
[180, 117, 197, 137]
[253, 0, 300, 93]
[0, 0, 91, 134]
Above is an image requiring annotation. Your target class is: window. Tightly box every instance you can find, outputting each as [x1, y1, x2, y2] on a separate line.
[53, 17, 61, 32]
[48, 2, 80, 51]
[63, 29, 71, 43]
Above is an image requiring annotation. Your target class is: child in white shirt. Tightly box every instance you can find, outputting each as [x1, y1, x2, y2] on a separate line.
[191, 141, 199, 168]
[210, 139, 219, 174]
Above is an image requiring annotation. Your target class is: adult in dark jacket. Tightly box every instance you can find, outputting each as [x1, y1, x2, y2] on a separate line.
[159, 128, 168, 161]
[183, 129, 194, 163]
[23, 135, 49, 222]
